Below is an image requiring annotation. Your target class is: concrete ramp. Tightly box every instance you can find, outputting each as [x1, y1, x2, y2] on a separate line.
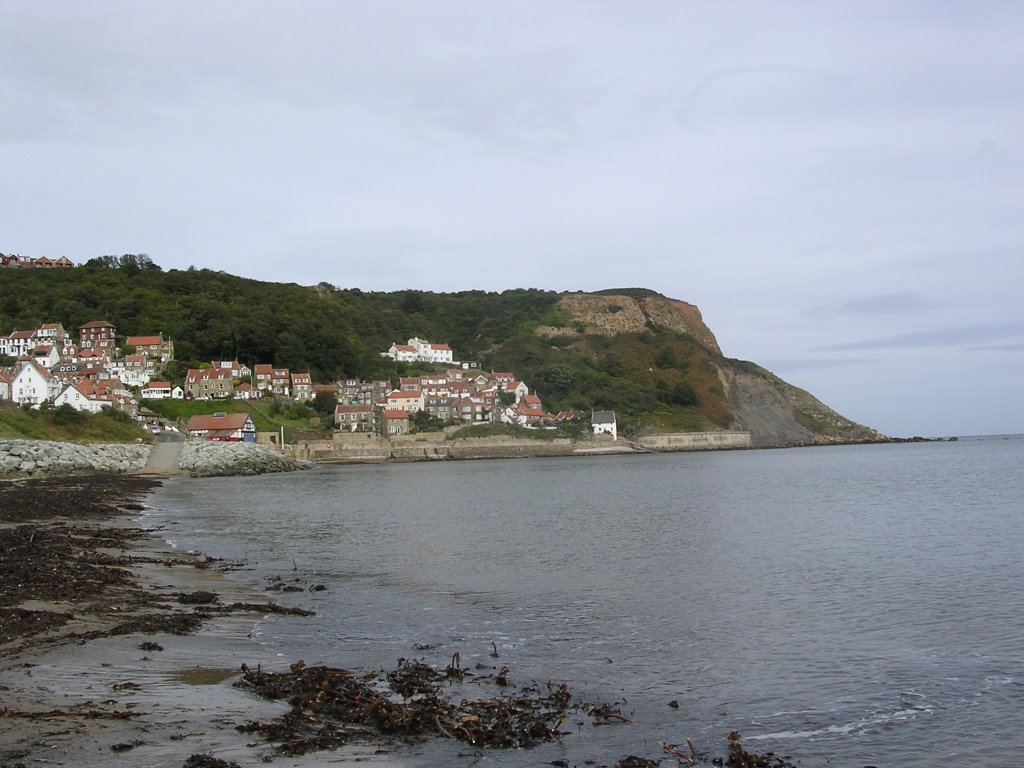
[141, 434, 185, 475]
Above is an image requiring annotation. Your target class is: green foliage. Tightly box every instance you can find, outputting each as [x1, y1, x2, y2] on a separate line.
[0, 401, 151, 443]
[0, 266, 748, 436]
[449, 423, 561, 440]
[312, 389, 338, 416]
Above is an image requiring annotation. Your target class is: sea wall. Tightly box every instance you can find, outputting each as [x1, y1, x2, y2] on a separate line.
[0, 439, 151, 478]
[179, 439, 312, 477]
[636, 431, 751, 451]
[296, 433, 578, 463]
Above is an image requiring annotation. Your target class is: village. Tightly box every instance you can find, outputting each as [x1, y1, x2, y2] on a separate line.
[1, 320, 617, 442]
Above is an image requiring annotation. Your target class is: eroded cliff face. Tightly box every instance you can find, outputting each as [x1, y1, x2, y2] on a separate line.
[537, 293, 722, 354]
[719, 364, 886, 447]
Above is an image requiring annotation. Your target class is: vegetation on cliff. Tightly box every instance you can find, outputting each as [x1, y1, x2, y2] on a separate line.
[1, 260, 883, 445]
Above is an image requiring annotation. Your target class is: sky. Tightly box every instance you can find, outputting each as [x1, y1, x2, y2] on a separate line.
[2, 1, 1022, 438]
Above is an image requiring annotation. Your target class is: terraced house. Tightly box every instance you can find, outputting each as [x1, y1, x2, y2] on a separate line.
[184, 368, 234, 400]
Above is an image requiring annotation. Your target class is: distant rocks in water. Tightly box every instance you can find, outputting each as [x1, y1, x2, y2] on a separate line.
[0, 439, 150, 478]
[178, 439, 311, 478]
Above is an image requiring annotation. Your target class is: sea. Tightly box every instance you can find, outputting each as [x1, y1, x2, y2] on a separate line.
[148, 435, 1024, 767]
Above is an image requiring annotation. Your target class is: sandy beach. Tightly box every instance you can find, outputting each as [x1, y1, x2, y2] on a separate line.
[0, 475, 405, 768]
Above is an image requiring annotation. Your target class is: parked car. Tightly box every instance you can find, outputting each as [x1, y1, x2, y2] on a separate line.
[149, 425, 161, 435]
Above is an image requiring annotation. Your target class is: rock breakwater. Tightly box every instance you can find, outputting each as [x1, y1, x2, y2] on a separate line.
[0, 439, 150, 478]
[178, 439, 311, 477]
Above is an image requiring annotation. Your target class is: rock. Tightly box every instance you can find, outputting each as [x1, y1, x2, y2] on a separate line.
[178, 439, 310, 478]
[0, 440, 151, 479]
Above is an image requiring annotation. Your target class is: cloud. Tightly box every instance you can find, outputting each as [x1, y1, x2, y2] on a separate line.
[966, 343, 1024, 352]
[814, 322, 1024, 352]
[805, 291, 937, 319]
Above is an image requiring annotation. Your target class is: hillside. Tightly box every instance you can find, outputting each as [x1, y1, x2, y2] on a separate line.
[0, 264, 884, 446]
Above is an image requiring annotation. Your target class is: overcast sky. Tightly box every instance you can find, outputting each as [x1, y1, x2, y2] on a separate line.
[2, 2, 1021, 437]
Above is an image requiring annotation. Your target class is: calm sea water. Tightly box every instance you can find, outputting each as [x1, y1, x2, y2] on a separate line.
[149, 436, 1024, 767]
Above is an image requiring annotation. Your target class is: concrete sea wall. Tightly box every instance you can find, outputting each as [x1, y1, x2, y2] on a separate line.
[636, 431, 751, 451]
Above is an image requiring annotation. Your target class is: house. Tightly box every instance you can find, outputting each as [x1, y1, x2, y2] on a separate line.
[291, 372, 312, 401]
[141, 381, 173, 399]
[54, 379, 112, 413]
[108, 354, 152, 388]
[503, 380, 529, 402]
[1, 330, 36, 359]
[126, 334, 175, 365]
[385, 343, 419, 362]
[0, 370, 12, 401]
[409, 338, 453, 365]
[384, 338, 455, 365]
[11, 361, 59, 406]
[270, 368, 291, 397]
[592, 411, 617, 441]
[334, 404, 376, 432]
[0, 254, 74, 269]
[212, 360, 251, 379]
[185, 412, 256, 442]
[33, 323, 69, 346]
[30, 345, 60, 369]
[78, 320, 117, 352]
[386, 388, 424, 414]
[233, 382, 260, 400]
[381, 409, 410, 436]
[398, 376, 422, 392]
[425, 396, 457, 421]
[253, 364, 274, 393]
[454, 396, 492, 424]
[184, 368, 234, 400]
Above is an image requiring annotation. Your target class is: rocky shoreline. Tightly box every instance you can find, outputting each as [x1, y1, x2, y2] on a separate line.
[0, 439, 150, 477]
[179, 439, 310, 477]
[0, 438, 310, 479]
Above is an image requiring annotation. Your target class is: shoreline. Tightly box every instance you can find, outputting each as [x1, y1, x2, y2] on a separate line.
[1, 473, 798, 768]
[0, 474, 403, 768]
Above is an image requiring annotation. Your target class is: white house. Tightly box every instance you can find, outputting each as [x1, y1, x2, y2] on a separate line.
[385, 388, 425, 414]
[54, 380, 110, 413]
[141, 381, 173, 399]
[12, 361, 59, 406]
[1, 330, 35, 359]
[591, 411, 617, 441]
[385, 343, 419, 362]
[384, 338, 455, 365]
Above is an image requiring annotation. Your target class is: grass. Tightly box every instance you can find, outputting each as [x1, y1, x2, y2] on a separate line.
[0, 402, 153, 443]
[142, 398, 326, 442]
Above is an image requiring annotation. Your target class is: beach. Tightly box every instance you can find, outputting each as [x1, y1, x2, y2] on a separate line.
[0, 474, 405, 768]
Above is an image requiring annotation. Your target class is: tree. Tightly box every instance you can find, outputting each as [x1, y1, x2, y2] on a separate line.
[313, 389, 338, 416]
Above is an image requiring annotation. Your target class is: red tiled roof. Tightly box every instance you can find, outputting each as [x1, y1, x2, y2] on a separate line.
[382, 409, 409, 418]
[186, 413, 252, 432]
[80, 320, 115, 329]
[127, 335, 162, 346]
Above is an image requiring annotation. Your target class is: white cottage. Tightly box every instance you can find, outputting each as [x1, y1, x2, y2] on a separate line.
[591, 411, 617, 441]
[12, 361, 59, 406]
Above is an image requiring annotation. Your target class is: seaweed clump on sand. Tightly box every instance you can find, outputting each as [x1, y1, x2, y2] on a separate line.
[712, 731, 798, 767]
[236, 657, 617, 756]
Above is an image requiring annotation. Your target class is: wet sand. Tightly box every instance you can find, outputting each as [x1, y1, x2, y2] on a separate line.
[0, 475, 404, 768]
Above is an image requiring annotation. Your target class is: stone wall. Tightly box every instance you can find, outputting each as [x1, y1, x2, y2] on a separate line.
[0, 440, 151, 478]
[636, 431, 751, 451]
